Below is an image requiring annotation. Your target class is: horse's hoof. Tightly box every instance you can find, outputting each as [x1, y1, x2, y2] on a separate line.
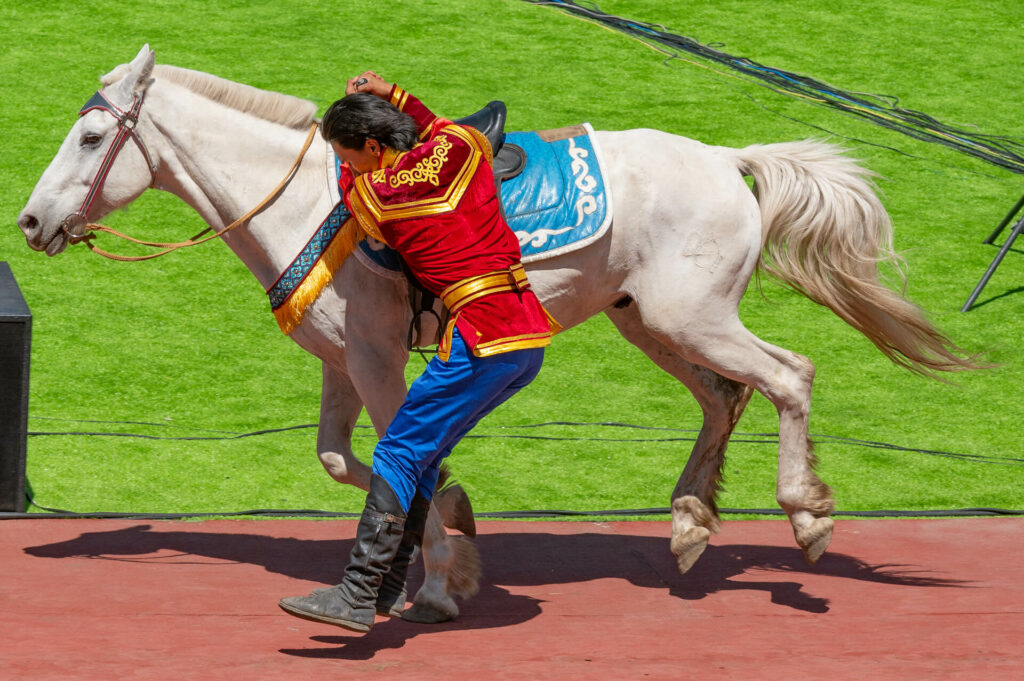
[670, 526, 711, 574]
[401, 602, 456, 624]
[796, 516, 834, 565]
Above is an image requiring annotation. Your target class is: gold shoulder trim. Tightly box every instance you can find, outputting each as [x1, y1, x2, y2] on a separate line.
[354, 133, 482, 222]
[461, 126, 494, 167]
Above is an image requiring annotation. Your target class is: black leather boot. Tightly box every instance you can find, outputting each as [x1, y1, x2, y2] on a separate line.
[278, 474, 405, 632]
[375, 491, 430, 617]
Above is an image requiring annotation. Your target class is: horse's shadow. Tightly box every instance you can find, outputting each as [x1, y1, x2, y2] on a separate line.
[23, 523, 968, 659]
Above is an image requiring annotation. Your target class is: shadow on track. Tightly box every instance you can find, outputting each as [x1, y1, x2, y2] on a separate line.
[24, 523, 969, 659]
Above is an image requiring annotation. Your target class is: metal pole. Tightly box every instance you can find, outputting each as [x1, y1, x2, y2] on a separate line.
[983, 191, 1024, 245]
[962, 214, 1024, 312]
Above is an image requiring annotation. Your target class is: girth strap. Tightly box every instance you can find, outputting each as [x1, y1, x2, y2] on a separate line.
[401, 260, 444, 352]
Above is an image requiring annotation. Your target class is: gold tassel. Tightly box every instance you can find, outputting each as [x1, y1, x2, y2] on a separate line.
[273, 218, 366, 334]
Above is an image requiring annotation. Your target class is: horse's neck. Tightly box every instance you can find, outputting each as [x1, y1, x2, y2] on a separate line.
[146, 82, 331, 288]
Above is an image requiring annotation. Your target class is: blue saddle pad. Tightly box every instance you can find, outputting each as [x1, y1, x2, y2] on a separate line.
[502, 124, 612, 262]
[349, 123, 611, 271]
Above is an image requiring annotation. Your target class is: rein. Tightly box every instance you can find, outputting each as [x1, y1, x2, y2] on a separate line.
[70, 89, 319, 262]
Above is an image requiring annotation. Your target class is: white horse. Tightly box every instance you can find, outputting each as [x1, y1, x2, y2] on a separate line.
[18, 47, 975, 623]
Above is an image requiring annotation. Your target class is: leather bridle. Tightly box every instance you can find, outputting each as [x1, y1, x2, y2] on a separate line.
[70, 90, 157, 231]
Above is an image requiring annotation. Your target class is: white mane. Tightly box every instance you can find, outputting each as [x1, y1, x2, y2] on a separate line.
[100, 63, 318, 130]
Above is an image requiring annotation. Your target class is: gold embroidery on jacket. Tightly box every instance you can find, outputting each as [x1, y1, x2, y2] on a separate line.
[388, 135, 452, 188]
[353, 126, 483, 222]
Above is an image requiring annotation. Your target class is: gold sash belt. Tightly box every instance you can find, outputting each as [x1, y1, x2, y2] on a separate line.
[441, 263, 530, 314]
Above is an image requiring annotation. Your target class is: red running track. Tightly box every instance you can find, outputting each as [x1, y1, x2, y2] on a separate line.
[1, 517, 1021, 680]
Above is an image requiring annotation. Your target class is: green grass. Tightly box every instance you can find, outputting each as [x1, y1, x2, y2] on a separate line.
[1, 0, 1022, 517]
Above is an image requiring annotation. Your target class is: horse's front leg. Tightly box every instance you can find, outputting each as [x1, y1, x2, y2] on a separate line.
[316, 361, 371, 490]
[400, 505, 481, 623]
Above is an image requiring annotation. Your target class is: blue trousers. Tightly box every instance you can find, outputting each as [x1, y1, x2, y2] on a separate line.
[371, 328, 545, 512]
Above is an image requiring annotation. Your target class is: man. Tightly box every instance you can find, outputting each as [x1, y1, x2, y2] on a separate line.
[279, 72, 555, 632]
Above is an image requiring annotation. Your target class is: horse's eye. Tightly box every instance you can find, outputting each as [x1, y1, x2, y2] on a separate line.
[81, 133, 102, 147]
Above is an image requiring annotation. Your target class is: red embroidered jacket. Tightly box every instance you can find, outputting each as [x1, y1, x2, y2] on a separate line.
[339, 85, 554, 358]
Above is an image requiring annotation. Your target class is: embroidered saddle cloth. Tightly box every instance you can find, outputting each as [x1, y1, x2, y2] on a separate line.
[501, 123, 612, 262]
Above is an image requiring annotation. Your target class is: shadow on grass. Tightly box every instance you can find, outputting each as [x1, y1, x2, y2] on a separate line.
[24, 523, 969, 660]
[968, 284, 1024, 310]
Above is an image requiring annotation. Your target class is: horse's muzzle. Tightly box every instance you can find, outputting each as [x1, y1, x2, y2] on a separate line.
[17, 211, 73, 256]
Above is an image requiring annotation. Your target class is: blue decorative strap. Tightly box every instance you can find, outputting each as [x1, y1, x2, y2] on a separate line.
[268, 201, 351, 309]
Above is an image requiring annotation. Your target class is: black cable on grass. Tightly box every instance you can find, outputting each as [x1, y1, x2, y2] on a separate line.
[13, 495, 359, 520]
[527, 0, 1024, 175]
[27, 417, 1024, 466]
[18, 418, 1020, 519]
[4, 493, 1021, 520]
[27, 423, 319, 442]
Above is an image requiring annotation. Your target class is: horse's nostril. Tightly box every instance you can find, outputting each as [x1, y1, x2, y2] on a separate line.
[17, 213, 39, 235]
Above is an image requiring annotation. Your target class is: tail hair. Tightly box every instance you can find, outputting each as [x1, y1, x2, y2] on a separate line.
[731, 140, 983, 377]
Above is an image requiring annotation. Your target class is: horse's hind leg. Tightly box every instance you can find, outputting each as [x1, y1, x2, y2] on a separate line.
[634, 294, 835, 565]
[606, 303, 754, 573]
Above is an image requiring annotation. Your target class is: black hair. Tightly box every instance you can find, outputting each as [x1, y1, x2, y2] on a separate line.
[320, 93, 418, 151]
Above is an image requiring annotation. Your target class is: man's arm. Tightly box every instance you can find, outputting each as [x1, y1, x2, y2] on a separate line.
[348, 70, 440, 139]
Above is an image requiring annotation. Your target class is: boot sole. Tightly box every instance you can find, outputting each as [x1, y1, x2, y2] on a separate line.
[376, 605, 404, 618]
[278, 600, 372, 633]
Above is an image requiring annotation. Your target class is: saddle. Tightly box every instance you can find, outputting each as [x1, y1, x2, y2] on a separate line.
[453, 101, 527, 182]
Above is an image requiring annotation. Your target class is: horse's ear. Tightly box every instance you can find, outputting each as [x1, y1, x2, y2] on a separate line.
[109, 45, 155, 103]
[127, 44, 156, 96]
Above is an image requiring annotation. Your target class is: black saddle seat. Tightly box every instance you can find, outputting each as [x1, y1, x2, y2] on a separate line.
[454, 101, 507, 154]
[453, 101, 526, 182]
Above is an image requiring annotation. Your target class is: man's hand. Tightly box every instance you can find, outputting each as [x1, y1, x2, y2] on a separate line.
[346, 71, 391, 98]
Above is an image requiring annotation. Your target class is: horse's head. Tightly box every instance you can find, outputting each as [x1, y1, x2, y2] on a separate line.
[18, 45, 157, 256]
[23, 524, 160, 559]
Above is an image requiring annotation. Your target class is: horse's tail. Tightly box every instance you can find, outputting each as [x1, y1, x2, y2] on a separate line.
[728, 140, 979, 376]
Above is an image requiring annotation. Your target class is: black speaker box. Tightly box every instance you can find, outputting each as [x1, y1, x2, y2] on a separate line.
[0, 262, 31, 512]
